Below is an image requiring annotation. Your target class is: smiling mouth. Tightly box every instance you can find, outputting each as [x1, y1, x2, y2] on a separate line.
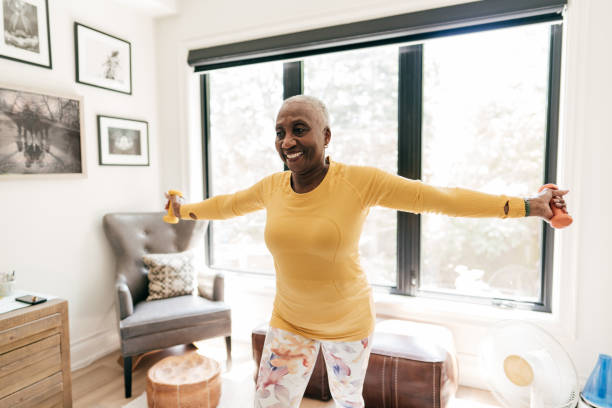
[285, 151, 303, 160]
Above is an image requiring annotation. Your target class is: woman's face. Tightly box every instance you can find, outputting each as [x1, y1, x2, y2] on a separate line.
[275, 100, 331, 174]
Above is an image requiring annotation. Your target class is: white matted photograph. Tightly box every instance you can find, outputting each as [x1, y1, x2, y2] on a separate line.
[0, 0, 51, 68]
[97, 115, 148, 166]
[75, 23, 132, 94]
[0, 84, 85, 176]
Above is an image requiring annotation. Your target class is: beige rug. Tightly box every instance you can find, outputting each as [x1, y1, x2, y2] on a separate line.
[121, 357, 500, 408]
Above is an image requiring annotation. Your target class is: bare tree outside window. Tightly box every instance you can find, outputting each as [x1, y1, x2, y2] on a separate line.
[421, 24, 550, 300]
[208, 62, 283, 273]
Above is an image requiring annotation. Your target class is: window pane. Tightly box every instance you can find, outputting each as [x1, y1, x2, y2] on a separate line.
[421, 24, 551, 301]
[208, 62, 283, 273]
[304, 45, 399, 286]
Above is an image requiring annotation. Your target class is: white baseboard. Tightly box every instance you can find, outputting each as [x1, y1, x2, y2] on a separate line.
[457, 352, 486, 389]
[70, 328, 119, 371]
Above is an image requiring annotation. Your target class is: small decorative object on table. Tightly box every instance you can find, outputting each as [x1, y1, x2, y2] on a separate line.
[0, 271, 15, 297]
[146, 352, 221, 408]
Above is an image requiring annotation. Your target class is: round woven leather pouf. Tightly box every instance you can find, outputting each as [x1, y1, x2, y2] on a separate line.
[146, 352, 221, 408]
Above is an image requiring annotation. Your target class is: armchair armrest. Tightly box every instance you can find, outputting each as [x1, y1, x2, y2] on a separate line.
[197, 269, 225, 302]
[116, 274, 134, 320]
[213, 273, 224, 302]
[198, 269, 225, 302]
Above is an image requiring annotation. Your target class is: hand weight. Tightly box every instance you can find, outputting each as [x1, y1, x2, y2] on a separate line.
[163, 190, 184, 224]
[538, 183, 572, 228]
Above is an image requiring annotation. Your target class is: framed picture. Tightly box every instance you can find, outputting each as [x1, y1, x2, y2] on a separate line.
[75, 23, 132, 94]
[0, 84, 85, 177]
[97, 115, 149, 166]
[0, 0, 52, 68]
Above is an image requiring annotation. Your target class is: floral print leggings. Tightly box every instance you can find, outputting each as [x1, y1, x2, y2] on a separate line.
[255, 326, 373, 408]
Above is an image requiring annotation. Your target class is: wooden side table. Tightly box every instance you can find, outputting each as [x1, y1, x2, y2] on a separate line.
[0, 298, 72, 407]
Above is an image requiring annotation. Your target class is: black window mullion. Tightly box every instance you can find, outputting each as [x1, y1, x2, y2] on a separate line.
[540, 23, 563, 312]
[200, 74, 213, 267]
[395, 44, 423, 296]
[283, 61, 303, 99]
[282, 61, 303, 171]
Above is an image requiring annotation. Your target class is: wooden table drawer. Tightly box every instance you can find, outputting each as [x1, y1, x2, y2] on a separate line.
[0, 299, 71, 407]
[0, 372, 63, 408]
[0, 314, 61, 355]
[0, 343, 61, 398]
[0, 334, 60, 378]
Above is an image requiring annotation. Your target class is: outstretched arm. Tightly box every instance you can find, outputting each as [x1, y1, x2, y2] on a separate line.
[165, 177, 268, 221]
[362, 167, 567, 221]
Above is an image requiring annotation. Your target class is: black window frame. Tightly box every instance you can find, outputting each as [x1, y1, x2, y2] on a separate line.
[196, 2, 565, 312]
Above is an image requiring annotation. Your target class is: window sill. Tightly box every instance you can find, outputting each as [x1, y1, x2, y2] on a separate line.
[372, 288, 563, 332]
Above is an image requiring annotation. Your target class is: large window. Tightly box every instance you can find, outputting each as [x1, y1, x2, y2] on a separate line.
[200, 17, 562, 310]
[207, 62, 282, 272]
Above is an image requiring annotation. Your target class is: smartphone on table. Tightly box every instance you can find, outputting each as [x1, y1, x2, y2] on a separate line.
[15, 295, 47, 305]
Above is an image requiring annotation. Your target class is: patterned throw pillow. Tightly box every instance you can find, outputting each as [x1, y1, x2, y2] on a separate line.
[143, 251, 197, 301]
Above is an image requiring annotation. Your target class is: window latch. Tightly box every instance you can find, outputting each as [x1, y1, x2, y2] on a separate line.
[491, 299, 517, 309]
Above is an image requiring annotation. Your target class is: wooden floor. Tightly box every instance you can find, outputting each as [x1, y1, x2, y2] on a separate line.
[72, 337, 501, 408]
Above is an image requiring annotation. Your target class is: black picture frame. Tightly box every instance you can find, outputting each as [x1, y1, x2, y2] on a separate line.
[75, 23, 132, 95]
[97, 115, 149, 166]
[0, 0, 52, 69]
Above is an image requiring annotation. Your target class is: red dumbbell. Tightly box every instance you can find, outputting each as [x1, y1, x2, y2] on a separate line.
[538, 183, 572, 228]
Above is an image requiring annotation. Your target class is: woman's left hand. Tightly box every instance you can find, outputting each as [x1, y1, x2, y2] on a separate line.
[164, 191, 184, 218]
[528, 188, 569, 222]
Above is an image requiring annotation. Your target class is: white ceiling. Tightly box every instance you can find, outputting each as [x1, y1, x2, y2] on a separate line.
[108, 0, 178, 18]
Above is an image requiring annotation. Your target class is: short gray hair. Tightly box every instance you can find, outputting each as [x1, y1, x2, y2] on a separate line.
[281, 95, 330, 128]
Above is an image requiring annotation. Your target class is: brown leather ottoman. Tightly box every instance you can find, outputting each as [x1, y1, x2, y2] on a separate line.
[252, 319, 458, 407]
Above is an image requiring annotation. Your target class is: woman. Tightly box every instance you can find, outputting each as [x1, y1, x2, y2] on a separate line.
[166, 95, 569, 408]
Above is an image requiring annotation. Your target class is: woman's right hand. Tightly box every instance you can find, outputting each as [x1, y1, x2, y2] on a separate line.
[164, 191, 184, 218]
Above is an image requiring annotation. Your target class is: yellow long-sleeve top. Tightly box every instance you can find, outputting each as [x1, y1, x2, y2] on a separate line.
[180, 159, 527, 341]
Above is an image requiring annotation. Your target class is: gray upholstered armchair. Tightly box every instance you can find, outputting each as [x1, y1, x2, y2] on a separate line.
[102, 212, 231, 398]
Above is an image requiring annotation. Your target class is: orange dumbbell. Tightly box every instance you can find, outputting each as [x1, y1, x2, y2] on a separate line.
[538, 183, 572, 228]
[163, 190, 183, 224]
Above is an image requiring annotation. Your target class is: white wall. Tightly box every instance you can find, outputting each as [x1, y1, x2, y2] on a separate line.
[0, 0, 162, 368]
[155, 0, 612, 389]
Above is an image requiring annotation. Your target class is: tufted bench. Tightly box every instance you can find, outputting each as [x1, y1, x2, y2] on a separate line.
[252, 319, 458, 407]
